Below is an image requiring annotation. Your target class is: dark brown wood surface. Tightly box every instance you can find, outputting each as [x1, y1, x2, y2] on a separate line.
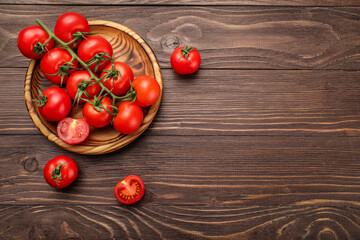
[1, 1, 360, 240]
[1, 0, 360, 6]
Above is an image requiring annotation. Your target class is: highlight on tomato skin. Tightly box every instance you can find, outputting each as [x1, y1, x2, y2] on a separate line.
[114, 175, 145, 205]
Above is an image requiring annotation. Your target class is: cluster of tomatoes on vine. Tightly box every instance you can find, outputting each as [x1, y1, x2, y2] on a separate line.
[18, 12, 201, 204]
[19, 12, 161, 146]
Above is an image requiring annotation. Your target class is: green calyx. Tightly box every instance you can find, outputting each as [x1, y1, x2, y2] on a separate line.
[115, 77, 137, 102]
[51, 162, 68, 183]
[86, 52, 111, 72]
[32, 89, 47, 107]
[180, 46, 196, 59]
[67, 31, 93, 48]
[103, 61, 122, 84]
[82, 95, 116, 116]
[47, 60, 78, 85]
[73, 79, 95, 105]
[33, 36, 52, 56]
[33, 42, 46, 55]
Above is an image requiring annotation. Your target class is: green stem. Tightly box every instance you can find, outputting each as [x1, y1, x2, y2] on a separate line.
[35, 19, 120, 100]
[43, 36, 52, 46]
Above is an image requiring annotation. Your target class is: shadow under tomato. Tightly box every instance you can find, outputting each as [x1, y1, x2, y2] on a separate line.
[172, 69, 201, 82]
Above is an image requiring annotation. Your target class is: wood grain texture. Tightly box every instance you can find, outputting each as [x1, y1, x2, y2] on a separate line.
[1, 135, 360, 205]
[2, 1, 360, 239]
[1, 204, 360, 239]
[1, 0, 360, 6]
[3, 68, 360, 136]
[1, 134, 360, 238]
[2, 5, 360, 70]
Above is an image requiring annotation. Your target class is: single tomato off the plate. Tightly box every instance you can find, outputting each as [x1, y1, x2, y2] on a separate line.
[44, 155, 78, 189]
[114, 175, 145, 204]
[170, 46, 201, 75]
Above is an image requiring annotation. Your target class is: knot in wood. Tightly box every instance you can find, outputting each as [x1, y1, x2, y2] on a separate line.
[161, 34, 182, 52]
[24, 157, 38, 172]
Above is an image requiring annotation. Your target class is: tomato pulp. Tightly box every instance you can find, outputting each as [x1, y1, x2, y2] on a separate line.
[57, 117, 90, 145]
[114, 175, 145, 204]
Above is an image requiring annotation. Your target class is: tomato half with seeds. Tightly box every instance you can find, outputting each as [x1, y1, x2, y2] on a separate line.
[44, 155, 78, 189]
[17, 25, 54, 59]
[57, 117, 90, 145]
[114, 175, 145, 204]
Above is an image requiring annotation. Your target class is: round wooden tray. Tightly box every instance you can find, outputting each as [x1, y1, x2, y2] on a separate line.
[24, 20, 162, 155]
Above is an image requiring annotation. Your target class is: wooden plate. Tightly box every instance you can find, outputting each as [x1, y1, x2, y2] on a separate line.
[24, 20, 162, 155]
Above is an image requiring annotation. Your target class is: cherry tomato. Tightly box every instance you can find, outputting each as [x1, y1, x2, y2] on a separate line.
[40, 48, 78, 85]
[82, 96, 114, 128]
[114, 175, 145, 204]
[66, 70, 101, 103]
[57, 117, 90, 145]
[54, 12, 89, 49]
[78, 36, 113, 73]
[44, 155, 78, 189]
[17, 25, 54, 59]
[36, 86, 72, 122]
[113, 101, 143, 134]
[170, 46, 201, 74]
[132, 75, 161, 107]
[100, 62, 134, 96]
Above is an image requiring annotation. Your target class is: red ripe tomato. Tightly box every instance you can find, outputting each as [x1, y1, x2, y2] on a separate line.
[78, 36, 113, 73]
[66, 70, 101, 103]
[100, 62, 134, 96]
[114, 175, 145, 204]
[170, 46, 201, 74]
[44, 155, 78, 189]
[113, 101, 143, 134]
[36, 86, 72, 122]
[82, 96, 113, 128]
[132, 75, 161, 107]
[40, 48, 78, 85]
[57, 117, 90, 145]
[54, 12, 89, 49]
[17, 25, 54, 59]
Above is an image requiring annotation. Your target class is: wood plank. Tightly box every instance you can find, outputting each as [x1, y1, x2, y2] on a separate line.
[1, 0, 360, 6]
[2, 68, 360, 136]
[1, 134, 360, 206]
[1, 134, 360, 238]
[2, 5, 360, 70]
[1, 204, 360, 239]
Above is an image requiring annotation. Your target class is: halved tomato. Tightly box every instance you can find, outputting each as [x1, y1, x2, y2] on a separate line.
[57, 117, 89, 145]
[114, 175, 145, 204]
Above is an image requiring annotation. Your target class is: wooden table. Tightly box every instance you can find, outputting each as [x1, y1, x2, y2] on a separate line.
[1, 1, 360, 239]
